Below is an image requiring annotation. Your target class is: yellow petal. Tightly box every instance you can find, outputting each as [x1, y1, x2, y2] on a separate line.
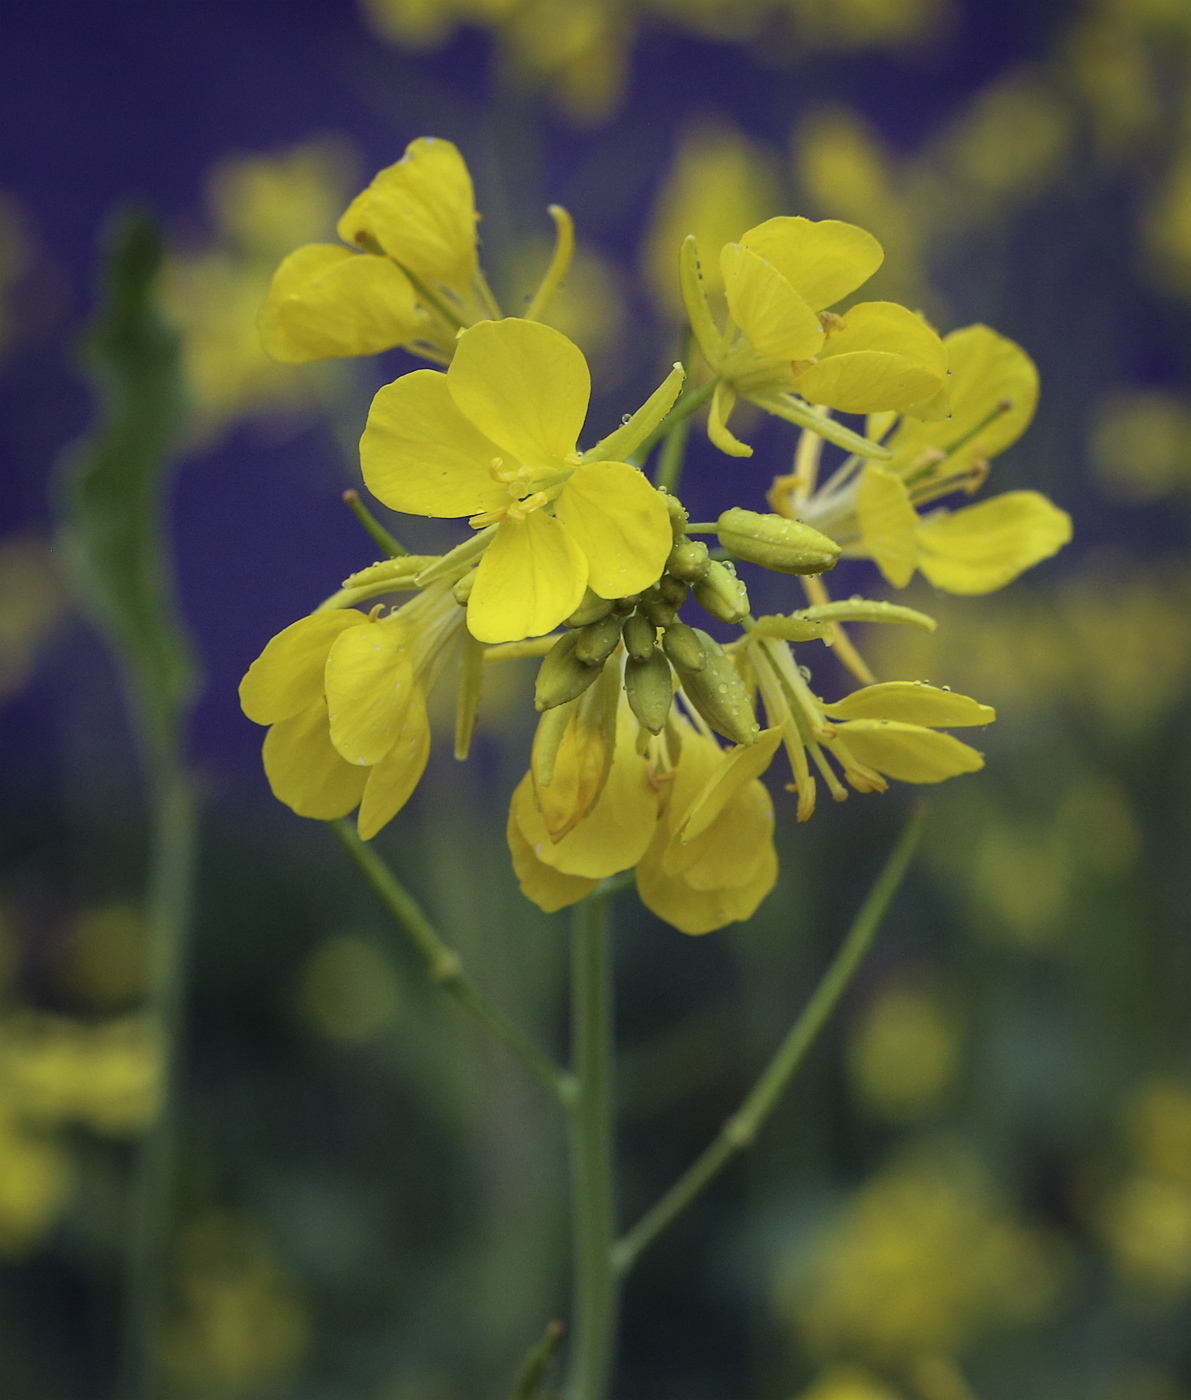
[507, 798, 598, 913]
[511, 713, 659, 878]
[534, 669, 619, 840]
[916, 491, 1072, 594]
[240, 610, 366, 726]
[832, 721, 985, 783]
[262, 700, 368, 820]
[796, 304, 949, 417]
[886, 324, 1039, 472]
[360, 369, 510, 518]
[637, 822, 778, 935]
[258, 245, 421, 364]
[820, 682, 995, 727]
[677, 725, 783, 845]
[555, 461, 672, 599]
[857, 466, 920, 588]
[708, 379, 752, 457]
[467, 511, 588, 643]
[356, 688, 431, 840]
[325, 619, 415, 766]
[678, 778, 775, 891]
[740, 216, 883, 310]
[340, 137, 478, 286]
[448, 319, 589, 476]
[720, 243, 823, 361]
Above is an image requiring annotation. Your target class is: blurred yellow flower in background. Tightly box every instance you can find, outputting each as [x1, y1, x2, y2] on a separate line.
[846, 980, 962, 1123]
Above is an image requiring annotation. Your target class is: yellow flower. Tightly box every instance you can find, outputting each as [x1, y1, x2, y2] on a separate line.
[681, 216, 949, 458]
[781, 324, 1072, 594]
[360, 317, 674, 643]
[239, 578, 464, 839]
[259, 137, 493, 365]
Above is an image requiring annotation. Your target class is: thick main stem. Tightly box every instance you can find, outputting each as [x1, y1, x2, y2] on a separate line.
[565, 893, 618, 1400]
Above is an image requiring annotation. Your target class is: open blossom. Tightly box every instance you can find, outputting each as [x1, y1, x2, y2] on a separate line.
[360, 317, 674, 643]
[682, 216, 949, 458]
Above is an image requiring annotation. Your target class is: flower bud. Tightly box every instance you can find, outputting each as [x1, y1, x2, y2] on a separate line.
[659, 575, 689, 607]
[535, 631, 603, 711]
[623, 609, 657, 662]
[452, 569, 476, 605]
[692, 559, 749, 624]
[666, 539, 710, 583]
[625, 647, 674, 734]
[565, 588, 614, 628]
[669, 628, 759, 746]
[573, 613, 624, 666]
[640, 585, 678, 629]
[716, 507, 841, 575]
[663, 491, 688, 542]
[662, 620, 707, 673]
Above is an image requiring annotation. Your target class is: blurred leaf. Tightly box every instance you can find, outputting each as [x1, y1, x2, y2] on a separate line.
[57, 209, 198, 771]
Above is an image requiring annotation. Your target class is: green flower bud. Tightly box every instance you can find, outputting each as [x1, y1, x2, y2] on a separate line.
[624, 647, 674, 734]
[659, 575, 689, 606]
[623, 609, 657, 662]
[692, 559, 749, 624]
[670, 628, 759, 746]
[612, 593, 641, 615]
[535, 631, 603, 711]
[573, 612, 624, 666]
[662, 491, 689, 542]
[640, 585, 678, 629]
[666, 539, 710, 583]
[661, 620, 707, 673]
[565, 588, 614, 628]
[717, 507, 841, 575]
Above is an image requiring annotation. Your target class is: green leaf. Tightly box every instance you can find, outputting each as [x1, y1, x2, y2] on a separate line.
[57, 209, 198, 773]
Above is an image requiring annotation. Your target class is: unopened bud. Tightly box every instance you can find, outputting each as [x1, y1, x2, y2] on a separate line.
[666, 539, 710, 583]
[623, 609, 657, 662]
[535, 631, 604, 711]
[693, 559, 749, 624]
[663, 491, 689, 542]
[574, 612, 624, 666]
[716, 507, 840, 575]
[661, 620, 706, 673]
[670, 628, 759, 746]
[640, 585, 678, 629]
[659, 575, 689, 608]
[565, 588, 613, 628]
[452, 570, 476, 605]
[624, 647, 674, 734]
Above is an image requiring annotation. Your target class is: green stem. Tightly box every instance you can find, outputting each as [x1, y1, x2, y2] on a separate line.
[342, 489, 408, 557]
[564, 892, 618, 1400]
[631, 377, 717, 468]
[120, 765, 200, 1400]
[330, 819, 576, 1105]
[610, 808, 925, 1276]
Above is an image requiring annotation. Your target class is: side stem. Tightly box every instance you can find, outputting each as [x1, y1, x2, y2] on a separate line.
[331, 819, 576, 1105]
[564, 892, 618, 1400]
[611, 808, 925, 1276]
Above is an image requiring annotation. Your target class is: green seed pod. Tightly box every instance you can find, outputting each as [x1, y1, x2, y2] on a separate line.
[623, 609, 657, 662]
[692, 559, 750, 624]
[717, 507, 841, 575]
[535, 631, 603, 711]
[671, 627, 760, 746]
[452, 569, 476, 605]
[666, 538, 710, 583]
[574, 612, 624, 666]
[625, 646, 674, 734]
[565, 588, 614, 628]
[662, 620, 707, 673]
[662, 491, 689, 542]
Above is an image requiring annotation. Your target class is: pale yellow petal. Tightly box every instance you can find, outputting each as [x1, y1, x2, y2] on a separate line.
[507, 790, 599, 913]
[262, 700, 368, 820]
[356, 688, 431, 839]
[857, 466, 920, 588]
[258, 245, 421, 364]
[554, 461, 671, 599]
[637, 824, 778, 935]
[448, 319, 589, 475]
[677, 725, 783, 845]
[886, 324, 1039, 472]
[325, 619, 415, 766]
[832, 721, 985, 783]
[820, 682, 995, 726]
[467, 512, 588, 643]
[740, 216, 883, 309]
[796, 351, 943, 416]
[240, 610, 366, 725]
[720, 243, 823, 361]
[341, 137, 478, 285]
[679, 778, 775, 890]
[708, 379, 752, 457]
[916, 491, 1073, 594]
[360, 369, 510, 518]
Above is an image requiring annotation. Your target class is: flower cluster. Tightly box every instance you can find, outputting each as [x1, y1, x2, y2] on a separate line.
[241, 137, 1071, 934]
